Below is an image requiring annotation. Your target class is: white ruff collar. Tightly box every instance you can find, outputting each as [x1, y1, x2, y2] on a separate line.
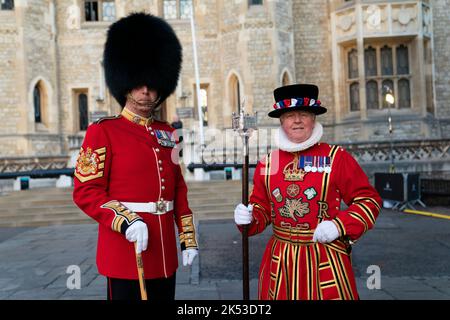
[276, 122, 323, 152]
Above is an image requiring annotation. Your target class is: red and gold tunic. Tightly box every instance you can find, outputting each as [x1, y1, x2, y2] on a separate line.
[241, 143, 381, 300]
[73, 108, 197, 280]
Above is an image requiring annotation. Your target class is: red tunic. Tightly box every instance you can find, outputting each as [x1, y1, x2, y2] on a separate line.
[73, 110, 197, 280]
[240, 143, 382, 300]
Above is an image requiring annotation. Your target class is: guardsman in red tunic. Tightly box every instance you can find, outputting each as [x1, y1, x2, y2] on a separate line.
[234, 84, 382, 300]
[72, 13, 198, 300]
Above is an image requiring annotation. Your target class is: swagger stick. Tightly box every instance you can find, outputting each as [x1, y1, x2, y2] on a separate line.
[232, 107, 257, 300]
[134, 242, 148, 300]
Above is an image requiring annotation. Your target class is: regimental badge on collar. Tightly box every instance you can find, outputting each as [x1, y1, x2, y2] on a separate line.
[154, 130, 176, 148]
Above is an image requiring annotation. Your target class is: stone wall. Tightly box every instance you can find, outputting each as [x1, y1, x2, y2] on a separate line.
[292, 0, 335, 137]
[0, 0, 62, 157]
[431, 0, 450, 120]
[1, 0, 449, 177]
[0, 10, 20, 154]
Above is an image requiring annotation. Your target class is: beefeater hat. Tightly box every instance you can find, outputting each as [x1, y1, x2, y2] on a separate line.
[268, 84, 327, 118]
[103, 12, 182, 108]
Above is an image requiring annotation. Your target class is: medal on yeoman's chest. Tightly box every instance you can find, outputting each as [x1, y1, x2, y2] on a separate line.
[154, 130, 176, 147]
[283, 155, 307, 181]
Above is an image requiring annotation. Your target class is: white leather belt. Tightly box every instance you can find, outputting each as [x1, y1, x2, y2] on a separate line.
[121, 201, 174, 215]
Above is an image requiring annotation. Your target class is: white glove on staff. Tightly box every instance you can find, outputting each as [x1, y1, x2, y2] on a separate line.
[125, 221, 148, 254]
[313, 220, 340, 243]
[182, 248, 198, 266]
[234, 203, 253, 225]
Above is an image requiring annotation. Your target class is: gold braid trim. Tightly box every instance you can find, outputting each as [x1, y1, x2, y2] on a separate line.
[180, 215, 198, 249]
[101, 200, 142, 234]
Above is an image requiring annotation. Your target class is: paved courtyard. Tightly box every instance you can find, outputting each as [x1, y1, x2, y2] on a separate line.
[0, 208, 449, 300]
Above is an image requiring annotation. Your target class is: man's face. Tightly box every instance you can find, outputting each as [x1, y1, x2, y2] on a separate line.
[127, 86, 159, 117]
[280, 110, 316, 143]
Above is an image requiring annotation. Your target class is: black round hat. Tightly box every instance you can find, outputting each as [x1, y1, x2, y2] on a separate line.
[103, 12, 182, 108]
[268, 84, 327, 118]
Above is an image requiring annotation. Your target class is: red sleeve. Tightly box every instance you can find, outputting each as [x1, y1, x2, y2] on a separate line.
[237, 158, 272, 236]
[333, 149, 382, 241]
[72, 123, 142, 234]
[173, 164, 198, 250]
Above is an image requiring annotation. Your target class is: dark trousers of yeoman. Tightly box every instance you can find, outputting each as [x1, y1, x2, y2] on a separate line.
[107, 273, 176, 300]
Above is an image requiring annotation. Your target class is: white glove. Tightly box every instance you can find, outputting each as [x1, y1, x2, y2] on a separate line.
[313, 220, 340, 243]
[234, 203, 253, 225]
[125, 221, 148, 254]
[182, 248, 198, 266]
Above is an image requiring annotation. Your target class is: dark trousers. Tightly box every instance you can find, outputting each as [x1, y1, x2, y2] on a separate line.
[107, 273, 176, 300]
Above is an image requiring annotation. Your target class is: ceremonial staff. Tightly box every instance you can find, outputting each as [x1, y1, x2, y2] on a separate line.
[232, 107, 257, 300]
[134, 243, 148, 300]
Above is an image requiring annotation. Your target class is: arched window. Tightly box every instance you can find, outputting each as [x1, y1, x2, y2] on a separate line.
[200, 87, 208, 126]
[229, 74, 241, 114]
[366, 80, 379, 109]
[33, 84, 42, 123]
[282, 72, 291, 86]
[381, 45, 393, 75]
[79, 93, 89, 131]
[397, 45, 409, 75]
[348, 48, 358, 79]
[364, 46, 377, 77]
[350, 82, 360, 111]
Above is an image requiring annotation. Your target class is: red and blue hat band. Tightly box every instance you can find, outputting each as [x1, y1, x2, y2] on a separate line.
[273, 97, 322, 110]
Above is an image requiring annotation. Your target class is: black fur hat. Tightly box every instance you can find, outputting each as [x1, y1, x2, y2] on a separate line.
[103, 12, 182, 108]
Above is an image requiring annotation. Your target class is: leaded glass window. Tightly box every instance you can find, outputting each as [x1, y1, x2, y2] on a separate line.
[164, 0, 192, 19]
[366, 80, 379, 110]
[350, 82, 360, 111]
[84, 1, 115, 22]
[381, 45, 393, 75]
[348, 49, 358, 79]
[364, 46, 377, 77]
[102, 1, 115, 22]
[164, 0, 177, 19]
[397, 45, 409, 75]
[398, 79, 411, 109]
[180, 0, 193, 19]
[382, 80, 394, 109]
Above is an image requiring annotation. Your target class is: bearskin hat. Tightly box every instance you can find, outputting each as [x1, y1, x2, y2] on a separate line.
[103, 12, 182, 108]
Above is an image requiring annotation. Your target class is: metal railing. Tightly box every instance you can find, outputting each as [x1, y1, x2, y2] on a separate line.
[0, 168, 74, 180]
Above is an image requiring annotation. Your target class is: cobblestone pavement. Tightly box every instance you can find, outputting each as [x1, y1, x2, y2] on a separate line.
[0, 207, 449, 300]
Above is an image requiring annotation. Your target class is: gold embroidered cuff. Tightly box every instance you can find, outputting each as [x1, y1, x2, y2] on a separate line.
[101, 200, 143, 234]
[180, 215, 198, 250]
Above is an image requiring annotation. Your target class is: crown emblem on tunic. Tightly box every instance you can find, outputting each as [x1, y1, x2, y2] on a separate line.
[283, 157, 307, 181]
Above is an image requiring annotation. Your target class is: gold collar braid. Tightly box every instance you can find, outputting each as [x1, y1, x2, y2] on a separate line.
[121, 107, 153, 126]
